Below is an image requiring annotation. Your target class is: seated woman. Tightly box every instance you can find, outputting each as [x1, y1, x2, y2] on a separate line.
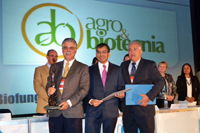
[156, 61, 177, 108]
[176, 63, 200, 104]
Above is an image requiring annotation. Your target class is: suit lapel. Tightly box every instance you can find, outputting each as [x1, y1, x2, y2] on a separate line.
[66, 60, 78, 77]
[94, 63, 104, 88]
[56, 61, 64, 90]
[43, 64, 49, 75]
[134, 58, 144, 82]
[105, 62, 113, 87]
[124, 60, 131, 83]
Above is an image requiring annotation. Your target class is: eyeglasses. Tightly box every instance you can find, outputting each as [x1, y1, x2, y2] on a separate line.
[48, 55, 58, 58]
[63, 46, 76, 50]
[129, 48, 137, 52]
[96, 50, 108, 54]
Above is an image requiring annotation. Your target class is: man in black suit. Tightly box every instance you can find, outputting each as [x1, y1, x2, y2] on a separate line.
[84, 43, 125, 133]
[120, 41, 164, 133]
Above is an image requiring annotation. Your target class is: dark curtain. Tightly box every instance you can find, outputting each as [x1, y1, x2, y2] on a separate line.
[190, 0, 200, 73]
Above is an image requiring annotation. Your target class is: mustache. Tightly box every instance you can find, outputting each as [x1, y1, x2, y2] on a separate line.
[65, 52, 72, 55]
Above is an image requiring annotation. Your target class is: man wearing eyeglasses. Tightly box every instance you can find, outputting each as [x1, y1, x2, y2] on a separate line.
[84, 43, 125, 133]
[46, 38, 90, 133]
[34, 49, 58, 114]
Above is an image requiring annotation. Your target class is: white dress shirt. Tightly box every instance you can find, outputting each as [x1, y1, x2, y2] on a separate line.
[63, 59, 75, 107]
[89, 61, 109, 105]
[128, 59, 141, 75]
[47, 63, 51, 68]
[186, 78, 192, 97]
[98, 61, 109, 77]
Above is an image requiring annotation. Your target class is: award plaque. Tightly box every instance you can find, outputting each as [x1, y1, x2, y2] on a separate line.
[44, 105, 61, 110]
[48, 69, 57, 106]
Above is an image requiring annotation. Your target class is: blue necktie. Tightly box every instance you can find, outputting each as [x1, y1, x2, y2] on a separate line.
[131, 63, 136, 76]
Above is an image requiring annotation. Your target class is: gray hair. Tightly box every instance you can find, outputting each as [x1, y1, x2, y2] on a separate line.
[129, 40, 142, 49]
[62, 38, 77, 48]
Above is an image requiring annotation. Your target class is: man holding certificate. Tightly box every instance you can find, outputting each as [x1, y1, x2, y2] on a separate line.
[84, 43, 125, 133]
[120, 41, 164, 133]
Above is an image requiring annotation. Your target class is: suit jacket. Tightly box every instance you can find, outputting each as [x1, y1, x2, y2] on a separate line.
[46, 60, 90, 118]
[176, 75, 200, 101]
[34, 64, 49, 113]
[164, 73, 177, 96]
[84, 62, 125, 118]
[157, 73, 177, 99]
[120, 58, 164, 116]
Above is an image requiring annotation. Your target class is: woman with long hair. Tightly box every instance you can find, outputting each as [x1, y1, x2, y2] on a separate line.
[176, 63, 200, 104]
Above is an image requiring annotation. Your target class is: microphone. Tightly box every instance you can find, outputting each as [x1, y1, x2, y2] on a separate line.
[52, 58, 56, 63]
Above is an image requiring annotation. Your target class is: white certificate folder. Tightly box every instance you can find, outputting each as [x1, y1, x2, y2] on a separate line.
[126, 84, 156, 105]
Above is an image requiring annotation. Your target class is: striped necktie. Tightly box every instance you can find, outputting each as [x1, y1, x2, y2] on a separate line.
[63, 62, 70, 78]
[59, 62, 69, 95]
[131, 63, 136, 76]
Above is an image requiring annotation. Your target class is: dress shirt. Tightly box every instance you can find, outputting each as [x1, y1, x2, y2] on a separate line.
[89, 61, 109, 105]
[128, 59, 141, 75]
[62, 59, 75, 76]
[98, 61, 109, 78]
[47, 63, 51, 68]
[63, 59, 75, 107]
[186, 78, 192, 97]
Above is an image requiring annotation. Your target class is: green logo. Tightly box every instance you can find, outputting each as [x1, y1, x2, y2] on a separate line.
[21, 3, 83, 58]
[35, 9, 75, 47]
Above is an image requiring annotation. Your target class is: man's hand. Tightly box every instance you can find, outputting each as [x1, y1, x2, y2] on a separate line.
[137, 94, 150, 107]
[59, 101, 69, 110]
[186, 97, 195, 103]
[167, 95, 174, 101]
[115, 92, 125, 99]
[48, 87, 56, 95]
[90, 99, 103, 107]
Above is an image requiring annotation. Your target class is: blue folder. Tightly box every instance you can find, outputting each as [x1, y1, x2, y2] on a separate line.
[126, 84, 156, 105]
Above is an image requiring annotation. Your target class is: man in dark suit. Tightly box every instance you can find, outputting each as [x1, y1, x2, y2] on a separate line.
[84, 43, 125, 133]
[120, 41, 164, 133]
[46, 38, 90, 133]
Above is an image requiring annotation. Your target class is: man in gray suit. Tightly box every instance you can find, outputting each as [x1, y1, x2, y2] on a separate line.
[46, 38, 90, 133]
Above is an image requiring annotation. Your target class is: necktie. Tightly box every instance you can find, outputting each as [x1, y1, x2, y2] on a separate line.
[102, 65, 107, 88]
[59, 62, 69, 95]
[131, 63, 136, 76]
[63, 62, 70, 78]
[130, 63, 136, 84]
